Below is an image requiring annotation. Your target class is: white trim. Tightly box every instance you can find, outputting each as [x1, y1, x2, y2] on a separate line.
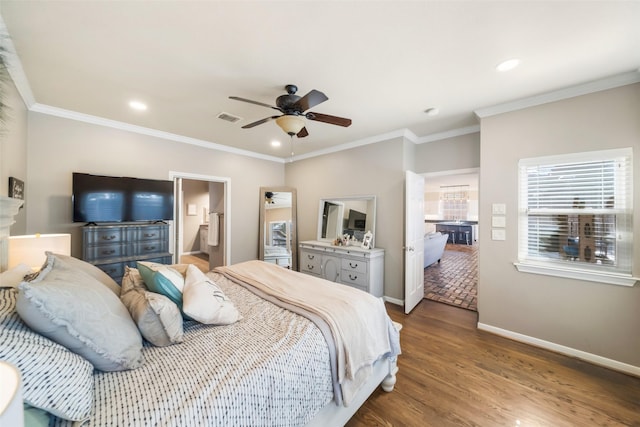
[477, 322, 640, 378]
[415, 125, 480, 144]
[290, 129, 416, 162]
[30, 103, 285, 163]
[475, 70, 640, 119]
[0, 15, 36, 107]
[514, 262, 638, 287]
[383, 296, 403, 306]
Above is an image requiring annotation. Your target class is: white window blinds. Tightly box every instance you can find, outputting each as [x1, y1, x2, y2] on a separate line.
[518, 148, 633, 277]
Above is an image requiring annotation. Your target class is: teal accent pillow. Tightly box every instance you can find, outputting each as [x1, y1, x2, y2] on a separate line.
[137, 261, 187, 310]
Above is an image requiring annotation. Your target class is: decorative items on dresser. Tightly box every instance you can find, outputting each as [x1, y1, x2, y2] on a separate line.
[82, 223, 172, 283]
[299, 240, 384, 297]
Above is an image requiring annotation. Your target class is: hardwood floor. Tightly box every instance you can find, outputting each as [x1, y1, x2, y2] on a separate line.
[180, 253, 209, 272]
[346, 300, 640, 427]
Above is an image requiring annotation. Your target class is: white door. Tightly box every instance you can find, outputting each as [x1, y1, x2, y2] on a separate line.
[404, 170, 425, 314]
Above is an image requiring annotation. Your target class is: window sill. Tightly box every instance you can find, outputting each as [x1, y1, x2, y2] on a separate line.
[513, 262, 638, 287]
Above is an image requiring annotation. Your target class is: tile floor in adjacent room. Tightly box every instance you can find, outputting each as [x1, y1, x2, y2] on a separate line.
[424, 243, 478, 311]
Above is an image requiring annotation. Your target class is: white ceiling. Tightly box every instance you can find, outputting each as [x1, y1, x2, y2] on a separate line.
[1, 1, 639, 160]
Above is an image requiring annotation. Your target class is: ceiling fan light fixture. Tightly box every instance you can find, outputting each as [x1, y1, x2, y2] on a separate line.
[275, 115, 305, 136]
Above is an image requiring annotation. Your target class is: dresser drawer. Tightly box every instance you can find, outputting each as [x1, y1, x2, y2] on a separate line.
[131, 226, 167, 242]
[300, 250, 321, 275]
[95, 261, 126, 283]
[133, 240, 167, 256]
[341, 258, 367, 274]
[84, 228, 125, 245]
[84, 243, 127, 261]
[340, 269, 368, 288]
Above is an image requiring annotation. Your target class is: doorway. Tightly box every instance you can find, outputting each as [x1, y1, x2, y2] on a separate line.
[170, 172, 231, 271]
[422, 169, 479, 311]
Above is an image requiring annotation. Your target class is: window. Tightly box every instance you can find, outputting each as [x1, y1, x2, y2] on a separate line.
[515, 148, 635, 286]
[440, 185, 469, 221]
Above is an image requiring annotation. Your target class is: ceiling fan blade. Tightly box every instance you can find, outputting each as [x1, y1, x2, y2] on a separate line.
[229, 96, 282, 112]
[241, 115, 281, 129]
[292, 89, 328, 112]
[306, 112, 352, 127]
[297, 127, 309, 138]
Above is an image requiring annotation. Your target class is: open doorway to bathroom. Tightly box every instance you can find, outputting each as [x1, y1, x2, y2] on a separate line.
[170, 172, 230, 272]
[423, 169, 479, 311]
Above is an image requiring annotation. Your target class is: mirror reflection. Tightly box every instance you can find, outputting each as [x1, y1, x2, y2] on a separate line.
[259, 187, 297, 270]
[317, 196, 376, 247]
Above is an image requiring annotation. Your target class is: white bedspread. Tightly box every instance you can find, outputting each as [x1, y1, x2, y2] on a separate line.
[215, 260, 401, 406]
[53, 274, 333, 427]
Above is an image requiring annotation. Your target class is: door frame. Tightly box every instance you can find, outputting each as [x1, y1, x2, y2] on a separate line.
[169, 171, 231, 266]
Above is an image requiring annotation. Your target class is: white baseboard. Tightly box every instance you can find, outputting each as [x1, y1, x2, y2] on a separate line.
[384, 296, 403, 306]
[477, 322, 640, 378]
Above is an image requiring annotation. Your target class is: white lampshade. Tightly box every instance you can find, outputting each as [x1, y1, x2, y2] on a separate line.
[275, 115, 305, 136]
[0, 361, 23, 427]
[8, 233, 71, 271]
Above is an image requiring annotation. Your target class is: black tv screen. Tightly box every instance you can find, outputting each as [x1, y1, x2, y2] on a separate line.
[73, 173, 174, 223]
[347, 209, 367, 231]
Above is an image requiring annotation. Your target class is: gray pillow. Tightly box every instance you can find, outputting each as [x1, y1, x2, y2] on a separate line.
[46, 251, 121, 295]
[16, 253, 143, 372]
[0, 288, 94, 421]
[120, 267, 184, 347]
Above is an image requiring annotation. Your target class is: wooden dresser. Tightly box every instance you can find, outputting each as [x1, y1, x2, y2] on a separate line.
[298, 240, 384, 297]
[82, 223, 172, 283]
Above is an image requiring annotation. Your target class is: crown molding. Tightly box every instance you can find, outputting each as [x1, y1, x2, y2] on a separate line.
[475, 70, 640, 119]
[290, 128, 415, 162]
[29, 103, 285, 163]
[415, 125, 480, 144]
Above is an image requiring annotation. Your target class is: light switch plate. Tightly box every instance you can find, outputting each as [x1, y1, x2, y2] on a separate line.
[492, 229, 506, 240]
[492, 203, 506, 215]
[492, 216, 506, 227]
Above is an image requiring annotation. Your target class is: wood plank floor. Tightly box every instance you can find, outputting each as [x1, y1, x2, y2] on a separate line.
[346, 299, 640, 427]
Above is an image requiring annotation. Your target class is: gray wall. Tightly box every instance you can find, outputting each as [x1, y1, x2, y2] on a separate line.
[1, 75, 28, 234]
[478, 83, 640, 367]
[24, 112, 284, 264]
[286, 137, 406, 300]
[414, 132, 480, 173]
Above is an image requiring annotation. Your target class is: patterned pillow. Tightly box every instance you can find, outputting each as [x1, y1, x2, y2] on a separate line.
[16, 253, 143, 372]
[0, 288, 94, 421]
[182, 265, 241, 325]
[120, 267, 184, 347]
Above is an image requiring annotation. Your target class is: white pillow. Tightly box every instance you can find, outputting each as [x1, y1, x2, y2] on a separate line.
[0, 263, 33, 288]
[182, 264, 241, 325]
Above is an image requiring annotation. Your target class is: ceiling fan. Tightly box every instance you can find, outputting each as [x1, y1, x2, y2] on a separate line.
[230, 84, 352, 138]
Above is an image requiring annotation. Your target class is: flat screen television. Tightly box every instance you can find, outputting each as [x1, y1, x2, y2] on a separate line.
[347, 209, 367, 231]
[73, 173, 174, 223]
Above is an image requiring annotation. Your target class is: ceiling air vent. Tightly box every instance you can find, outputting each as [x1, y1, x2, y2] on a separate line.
[217, 112, 242, 123]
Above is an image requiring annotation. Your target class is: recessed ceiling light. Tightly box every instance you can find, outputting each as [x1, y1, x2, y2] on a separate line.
[271, 140, 281, 147]
[424, 107, 439, 116]
[496, 59, 520, 72]
[129, 100, 147, 111]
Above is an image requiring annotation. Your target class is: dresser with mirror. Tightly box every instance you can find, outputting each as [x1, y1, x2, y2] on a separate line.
[299, 196, 384, 297]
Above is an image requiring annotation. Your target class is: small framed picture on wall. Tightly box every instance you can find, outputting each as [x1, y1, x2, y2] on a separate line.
[8, 177, 24, 200]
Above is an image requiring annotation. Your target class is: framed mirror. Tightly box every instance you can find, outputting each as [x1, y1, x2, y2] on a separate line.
[317, 195, 377, 248]
[259, 187, 297, 270]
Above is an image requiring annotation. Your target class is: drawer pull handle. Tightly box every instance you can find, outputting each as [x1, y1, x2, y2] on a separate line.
[144, 246, 156, 251]
[102, 235, 116, 241]
[102, 249, 116, 255]
[307, 265, 314, 270]
[106, 269, 117, 274]
[144, 233, 156, 238]
[349, 262, 358, 269]
[349, 274, 358, 280]
[307, 255, 315, 260]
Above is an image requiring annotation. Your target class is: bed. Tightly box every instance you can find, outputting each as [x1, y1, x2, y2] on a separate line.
[0, 253, 400, 427]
